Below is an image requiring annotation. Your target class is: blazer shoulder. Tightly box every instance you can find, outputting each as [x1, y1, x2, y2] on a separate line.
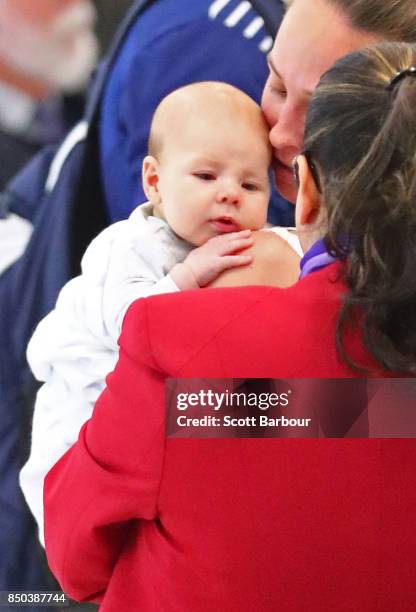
[121, 264, 346, 375]
[122, 286, 276, 372]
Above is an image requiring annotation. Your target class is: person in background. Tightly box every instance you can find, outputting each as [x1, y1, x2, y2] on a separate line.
[0, 0, 98, 273]
[0, 0, 97, 188]
[44, 41, 416, 610]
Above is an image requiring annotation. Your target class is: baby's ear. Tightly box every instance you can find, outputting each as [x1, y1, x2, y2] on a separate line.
[142, 155, 161, 204]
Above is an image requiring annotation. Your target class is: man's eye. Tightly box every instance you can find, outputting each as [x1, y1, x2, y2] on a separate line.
[194, 172, 216, 181]
[269, 81, 287, 98]
[273, 87, 287, 98]
[242, 183, 258, 192]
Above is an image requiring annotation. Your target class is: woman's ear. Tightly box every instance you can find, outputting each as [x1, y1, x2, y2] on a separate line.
[142, 155, 161, 205]
[295, 154, 323, 229]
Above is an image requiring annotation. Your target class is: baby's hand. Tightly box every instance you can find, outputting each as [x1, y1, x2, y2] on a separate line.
[170, 230, 253, 289]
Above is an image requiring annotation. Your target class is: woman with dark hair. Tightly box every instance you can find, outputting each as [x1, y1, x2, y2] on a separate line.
[296, 41, 416, 373]
[43, 42, 416, 611]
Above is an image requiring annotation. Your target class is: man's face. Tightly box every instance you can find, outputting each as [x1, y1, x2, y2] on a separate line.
[261, 0, 380, 203]
[153, 111, 271, 247]
[0, 0, 98, 93]
[5, 0, 79, 24]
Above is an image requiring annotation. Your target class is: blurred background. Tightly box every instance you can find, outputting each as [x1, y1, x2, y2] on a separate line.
[94, 0, 132, 52]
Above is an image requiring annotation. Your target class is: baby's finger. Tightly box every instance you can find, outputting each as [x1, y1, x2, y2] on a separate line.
[207, 229, 251, 246]
[216, 236, 253, 256]
[219, 229, 252, 239]
[217, 254, 253, 272]
[220, 236, 254, 255]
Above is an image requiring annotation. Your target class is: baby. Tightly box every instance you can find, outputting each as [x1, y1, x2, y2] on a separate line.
[101, 80, 273, 340]
[20, 81, 301, 542]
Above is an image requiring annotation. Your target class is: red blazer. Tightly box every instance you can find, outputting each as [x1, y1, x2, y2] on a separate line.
[44, 264, 416, 611]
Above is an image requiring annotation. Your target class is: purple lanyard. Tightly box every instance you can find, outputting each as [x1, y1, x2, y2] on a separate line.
[299, 239, 337, 279]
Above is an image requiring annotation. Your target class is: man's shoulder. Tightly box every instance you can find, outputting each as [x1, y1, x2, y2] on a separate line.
[117, 0, 279, 65]
[129, 0, 278, 34]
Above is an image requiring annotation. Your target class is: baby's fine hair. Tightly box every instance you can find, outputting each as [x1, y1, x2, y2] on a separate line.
[304, 42, 416, 373]
[147, 81, 268, 159]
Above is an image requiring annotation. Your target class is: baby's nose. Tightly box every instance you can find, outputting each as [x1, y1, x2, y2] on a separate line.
[216, 185, 241, 205]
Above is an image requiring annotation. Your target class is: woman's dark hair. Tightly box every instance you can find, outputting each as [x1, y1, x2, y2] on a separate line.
[303, 42, 416, 373]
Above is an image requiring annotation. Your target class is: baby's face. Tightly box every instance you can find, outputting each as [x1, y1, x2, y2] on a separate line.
[152, 110, 271, 246]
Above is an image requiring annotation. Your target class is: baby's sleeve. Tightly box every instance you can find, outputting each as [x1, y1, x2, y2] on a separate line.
[101, 215, 183, 343]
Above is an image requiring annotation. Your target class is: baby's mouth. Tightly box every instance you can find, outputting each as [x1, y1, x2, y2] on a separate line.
[210, 217, 240, 233]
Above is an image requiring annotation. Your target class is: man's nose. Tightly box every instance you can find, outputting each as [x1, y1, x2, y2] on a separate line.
[268, 106, 304, 162]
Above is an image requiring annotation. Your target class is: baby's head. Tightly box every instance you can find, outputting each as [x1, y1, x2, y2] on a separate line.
[142, 82, 271, 246]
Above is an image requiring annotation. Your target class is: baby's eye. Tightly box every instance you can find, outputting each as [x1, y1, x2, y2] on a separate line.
[194, 172, 216, 181]
[242, 182, 259, 192]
